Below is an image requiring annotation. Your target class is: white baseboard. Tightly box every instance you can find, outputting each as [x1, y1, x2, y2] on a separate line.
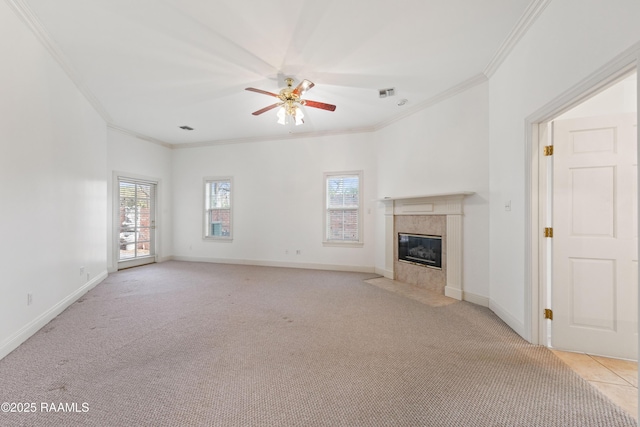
[171, 256, 376, 274]
[489, 299, 526, 339]
[463, 291, 490, 307]
[374, 267, 393, 279]
[444, 286, 463, 300]
[109, 256, 173, 273]
[0, 270, 108, 361]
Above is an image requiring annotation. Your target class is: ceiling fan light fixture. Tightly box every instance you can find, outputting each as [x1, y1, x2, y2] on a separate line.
[246, 78, 335, 125]
[276, 100, 305, 126]
[277, 106, 286, 125]
[294, 107, 304, 126]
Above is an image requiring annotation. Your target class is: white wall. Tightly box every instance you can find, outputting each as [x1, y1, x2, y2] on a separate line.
[374, 82, 491, 302]
[489, 0, 640, 338]
[0, 1, 108, 359]
[557, 72, 637, 120]
[106, 129, 173, 271]
[172, 133, 377, 271]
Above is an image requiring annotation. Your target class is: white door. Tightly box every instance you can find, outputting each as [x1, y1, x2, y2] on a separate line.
[118, 178, 157, 269]
[552, 113, 637, 359]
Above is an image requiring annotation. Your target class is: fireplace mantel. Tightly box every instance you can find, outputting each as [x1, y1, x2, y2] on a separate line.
[379, 192, 474, 300]
[378, 192, 473, 216]
[378, 191, 474, 201]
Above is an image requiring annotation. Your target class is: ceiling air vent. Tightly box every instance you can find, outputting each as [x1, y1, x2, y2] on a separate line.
[179, 125, 194, 131]
[379, 88, 395, 98]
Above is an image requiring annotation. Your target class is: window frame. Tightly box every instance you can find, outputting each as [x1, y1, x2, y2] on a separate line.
[203, 176, 233, 241]
[323, 170, 364, 247]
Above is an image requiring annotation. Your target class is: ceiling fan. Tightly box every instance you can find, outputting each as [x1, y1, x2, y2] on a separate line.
[245, 78, 336, 126]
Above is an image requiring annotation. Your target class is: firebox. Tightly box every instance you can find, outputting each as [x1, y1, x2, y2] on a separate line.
[398, 233, 442, 269]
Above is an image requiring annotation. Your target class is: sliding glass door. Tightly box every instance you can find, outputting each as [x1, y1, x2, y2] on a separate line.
[118, 178, 156, 269]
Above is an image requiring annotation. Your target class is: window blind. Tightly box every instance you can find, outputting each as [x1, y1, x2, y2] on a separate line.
[204, 178, 232, 238]
[326, 174, 360, 242]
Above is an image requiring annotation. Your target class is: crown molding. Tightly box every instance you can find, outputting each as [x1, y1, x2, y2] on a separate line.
[483, 0, 553, 78]
[107, 124, 174, 149]
[5, 0, 113, 123]
[525, 40, 640, 125]
[371, 73, 488, 132]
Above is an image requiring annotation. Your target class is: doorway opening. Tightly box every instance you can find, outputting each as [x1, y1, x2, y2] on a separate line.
[534, 70, 638, 360]
[117, 177, 157, 270]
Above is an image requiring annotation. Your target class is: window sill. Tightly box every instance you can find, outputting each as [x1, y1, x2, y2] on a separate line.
[203, 237, 233, 242]
[322, 241, 364, 248]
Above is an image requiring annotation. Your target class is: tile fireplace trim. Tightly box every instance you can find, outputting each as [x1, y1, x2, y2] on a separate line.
[379, 192, 474, 300]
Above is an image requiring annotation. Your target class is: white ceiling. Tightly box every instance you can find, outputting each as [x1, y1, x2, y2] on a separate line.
[21, 0, 535, 145]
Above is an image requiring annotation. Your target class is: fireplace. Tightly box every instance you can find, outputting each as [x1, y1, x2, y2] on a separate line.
[398, 233, 442, 269]
[394, 216, 446, 292]
[379, 192, 473, 300]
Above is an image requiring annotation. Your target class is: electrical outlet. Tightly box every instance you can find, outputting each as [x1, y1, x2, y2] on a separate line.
[505, 200, 511, 212]
[80, 266, 85, 275]
[86, 273, 90, 282]
[296, 250, 301, 255]
[27, 293, 33, 306]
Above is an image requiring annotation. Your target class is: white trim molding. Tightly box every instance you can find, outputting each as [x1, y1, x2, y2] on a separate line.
[463, 291, 490, 308]
[0, 271, 108, 360]
[524, 42, 639, 345]
[483, 0, 553, 78]
[490, 298, 526, 338]
[108, 124, 173, 149]
[172, 256, 375, 274]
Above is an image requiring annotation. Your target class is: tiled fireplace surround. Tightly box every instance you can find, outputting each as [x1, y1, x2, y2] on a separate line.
[380, 192, 473, 300]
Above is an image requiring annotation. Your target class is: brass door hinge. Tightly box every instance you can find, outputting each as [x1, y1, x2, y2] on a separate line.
[544, 227, 553, 238]
[544, 308, 553, 320]
[544, 145, 554, 156]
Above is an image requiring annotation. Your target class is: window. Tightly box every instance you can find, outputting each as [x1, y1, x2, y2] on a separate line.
[324, 171, 363, 245]
[204, 177, 232, 240]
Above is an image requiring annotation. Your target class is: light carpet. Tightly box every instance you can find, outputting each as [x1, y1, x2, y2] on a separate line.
[0, 261, 635, 426]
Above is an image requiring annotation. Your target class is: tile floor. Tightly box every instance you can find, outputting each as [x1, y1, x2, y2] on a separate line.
[364, 277, 457, 307]
[551, 350, 638, 421]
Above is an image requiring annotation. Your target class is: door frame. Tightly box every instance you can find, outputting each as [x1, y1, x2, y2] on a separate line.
[112, 171, 162, 270]
[525, 44, 640, 346]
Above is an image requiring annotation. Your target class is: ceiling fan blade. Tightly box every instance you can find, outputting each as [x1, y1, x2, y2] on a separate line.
[303, 100, 336, 112]
[245, 87, 279, 97]
[251, 103, 280, 116]
[292, 79, 315, 97]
